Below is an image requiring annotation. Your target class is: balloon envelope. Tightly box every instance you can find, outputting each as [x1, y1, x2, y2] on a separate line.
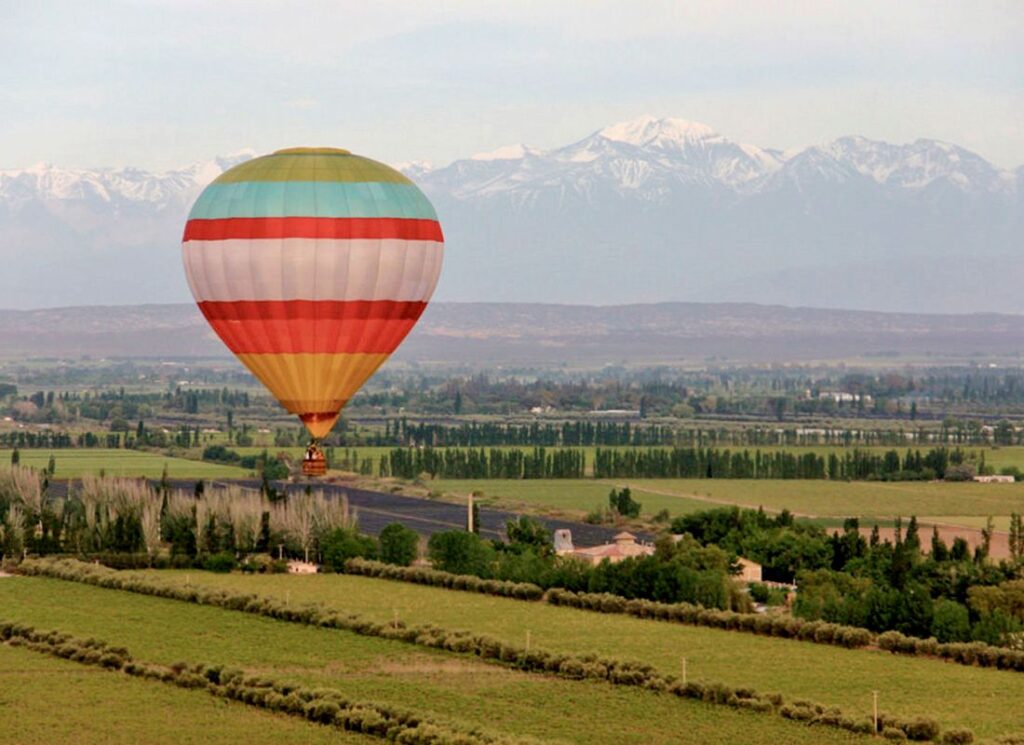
[181, 147, 443, 438]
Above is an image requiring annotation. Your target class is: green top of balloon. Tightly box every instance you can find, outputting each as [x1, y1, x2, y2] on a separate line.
[273, 147, 352, 155]
[213, 147, 410, 184]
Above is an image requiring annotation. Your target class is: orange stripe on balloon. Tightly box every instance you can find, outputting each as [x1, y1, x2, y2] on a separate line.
[183, 216, 443, 242]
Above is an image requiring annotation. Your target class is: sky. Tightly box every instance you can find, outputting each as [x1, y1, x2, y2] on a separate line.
[1, 0, 1022, 171]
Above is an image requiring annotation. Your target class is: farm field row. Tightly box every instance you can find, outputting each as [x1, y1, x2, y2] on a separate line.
[106, 568, 1024, 740]
[0, 575, 864, 745]
[0, 643, 368, 745]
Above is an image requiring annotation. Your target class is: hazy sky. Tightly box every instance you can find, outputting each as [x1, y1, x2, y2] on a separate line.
[1, 1, 1022, 170]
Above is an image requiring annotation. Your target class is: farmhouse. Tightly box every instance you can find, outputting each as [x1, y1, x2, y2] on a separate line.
[555, 530, 655, 565]
[974, 474, 1016, 483]
[735, 557, 762, 583]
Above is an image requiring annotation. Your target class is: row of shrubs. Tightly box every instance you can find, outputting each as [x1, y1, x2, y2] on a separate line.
[343, 558, 1024, 675]
[543, 587, 873, 648]
[877, 630, 1024, 673]
[344, 558, 545, 600]
[0, 619, 529, 745]
[18, 558, 957, 742]
[344, 559, 873, 648]
[44, 552, 291, 574]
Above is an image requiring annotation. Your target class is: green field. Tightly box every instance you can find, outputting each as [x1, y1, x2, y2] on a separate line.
[430, 478, 709, 517]
[0, 643, 372, 745]
[920, 515, 1013, 530]
[0, 449, 248, 478]
[431, 476, 1024, 527]
[618, 479, 1024, 520]
[53, 568, 1024, 740]
[0, 574, 871, 745]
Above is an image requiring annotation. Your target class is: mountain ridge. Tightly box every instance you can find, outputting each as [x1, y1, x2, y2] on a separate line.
[1, 116, 1020, 312]
[4, 301, 1024, 365]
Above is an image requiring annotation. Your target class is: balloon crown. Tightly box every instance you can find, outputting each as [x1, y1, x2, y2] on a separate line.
[272, 147, 351, 155]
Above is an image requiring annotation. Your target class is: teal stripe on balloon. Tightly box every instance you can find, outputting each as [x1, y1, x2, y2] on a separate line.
[188, 181, 438, 221]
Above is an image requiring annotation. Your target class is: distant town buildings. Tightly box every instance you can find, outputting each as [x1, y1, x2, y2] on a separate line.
[816, 391, 872, 404]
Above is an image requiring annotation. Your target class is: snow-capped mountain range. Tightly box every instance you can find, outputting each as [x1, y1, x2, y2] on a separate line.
[1, 116, 1021, 312]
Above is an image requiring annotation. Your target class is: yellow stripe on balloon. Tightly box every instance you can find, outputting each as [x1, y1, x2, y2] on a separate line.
[236, 353, 390, 413]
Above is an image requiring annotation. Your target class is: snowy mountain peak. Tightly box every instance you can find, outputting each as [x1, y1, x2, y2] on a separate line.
[598, 116, 721, 149]
[810, 136, 1006, 192]
[470, 144, 542, 161]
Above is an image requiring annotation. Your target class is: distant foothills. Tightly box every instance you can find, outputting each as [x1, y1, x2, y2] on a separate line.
[0, 115, 1021, 312]
[4, 301, 1024, 365]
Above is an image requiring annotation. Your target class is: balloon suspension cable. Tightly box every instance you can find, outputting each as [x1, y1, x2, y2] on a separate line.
[302, 440, 327, 478]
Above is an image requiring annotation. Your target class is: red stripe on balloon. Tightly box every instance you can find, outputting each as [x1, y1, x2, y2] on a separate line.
[197, 303, 425, 354]
[198, 299, 427, 321]
[183, 217, 443, 242]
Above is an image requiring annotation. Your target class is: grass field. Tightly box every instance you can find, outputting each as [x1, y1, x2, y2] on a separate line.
[0, 448, 249, 478]
[616, 479, 1024, 521]
[72, 568, 1024, 740]
[429, 478, 709, 517]
[0, 643, 372, 745]
[919, 515, 1013, 530]
[0, 575, 871, 745]
[429, 476, 1024, 528]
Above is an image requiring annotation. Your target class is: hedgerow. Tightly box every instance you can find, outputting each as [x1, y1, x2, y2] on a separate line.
[346, 558, 875, 651]
[342, 558, 1024, 675]
[345, 558, 544, 600]
[0, 619, 531, 745]
[14, 558, 956, 741]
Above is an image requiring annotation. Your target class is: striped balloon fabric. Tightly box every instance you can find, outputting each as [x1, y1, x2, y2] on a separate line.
[182, 147, 443, 439]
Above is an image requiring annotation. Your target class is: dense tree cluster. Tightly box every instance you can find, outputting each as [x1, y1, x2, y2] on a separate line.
[673, 505, 1024, 646]
[424, 521, 748, 611]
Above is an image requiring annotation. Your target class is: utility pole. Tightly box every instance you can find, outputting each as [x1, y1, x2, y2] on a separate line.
[467, 493, 474, 533]
[872, 690, 879, 734]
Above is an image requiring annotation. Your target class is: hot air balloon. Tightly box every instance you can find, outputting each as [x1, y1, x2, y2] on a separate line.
[182, 148, 443, 476]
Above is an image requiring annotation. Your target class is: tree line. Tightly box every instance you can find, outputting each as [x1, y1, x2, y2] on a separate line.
[374, 419, 678, 447]
[592, 446, 975, 481]
[370, 444, 982, 482]
[379, 447, 585, 480]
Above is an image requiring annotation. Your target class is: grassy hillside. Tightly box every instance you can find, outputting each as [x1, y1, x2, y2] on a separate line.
[0, 643, 372, 745]
[0, 574, 869, 745]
